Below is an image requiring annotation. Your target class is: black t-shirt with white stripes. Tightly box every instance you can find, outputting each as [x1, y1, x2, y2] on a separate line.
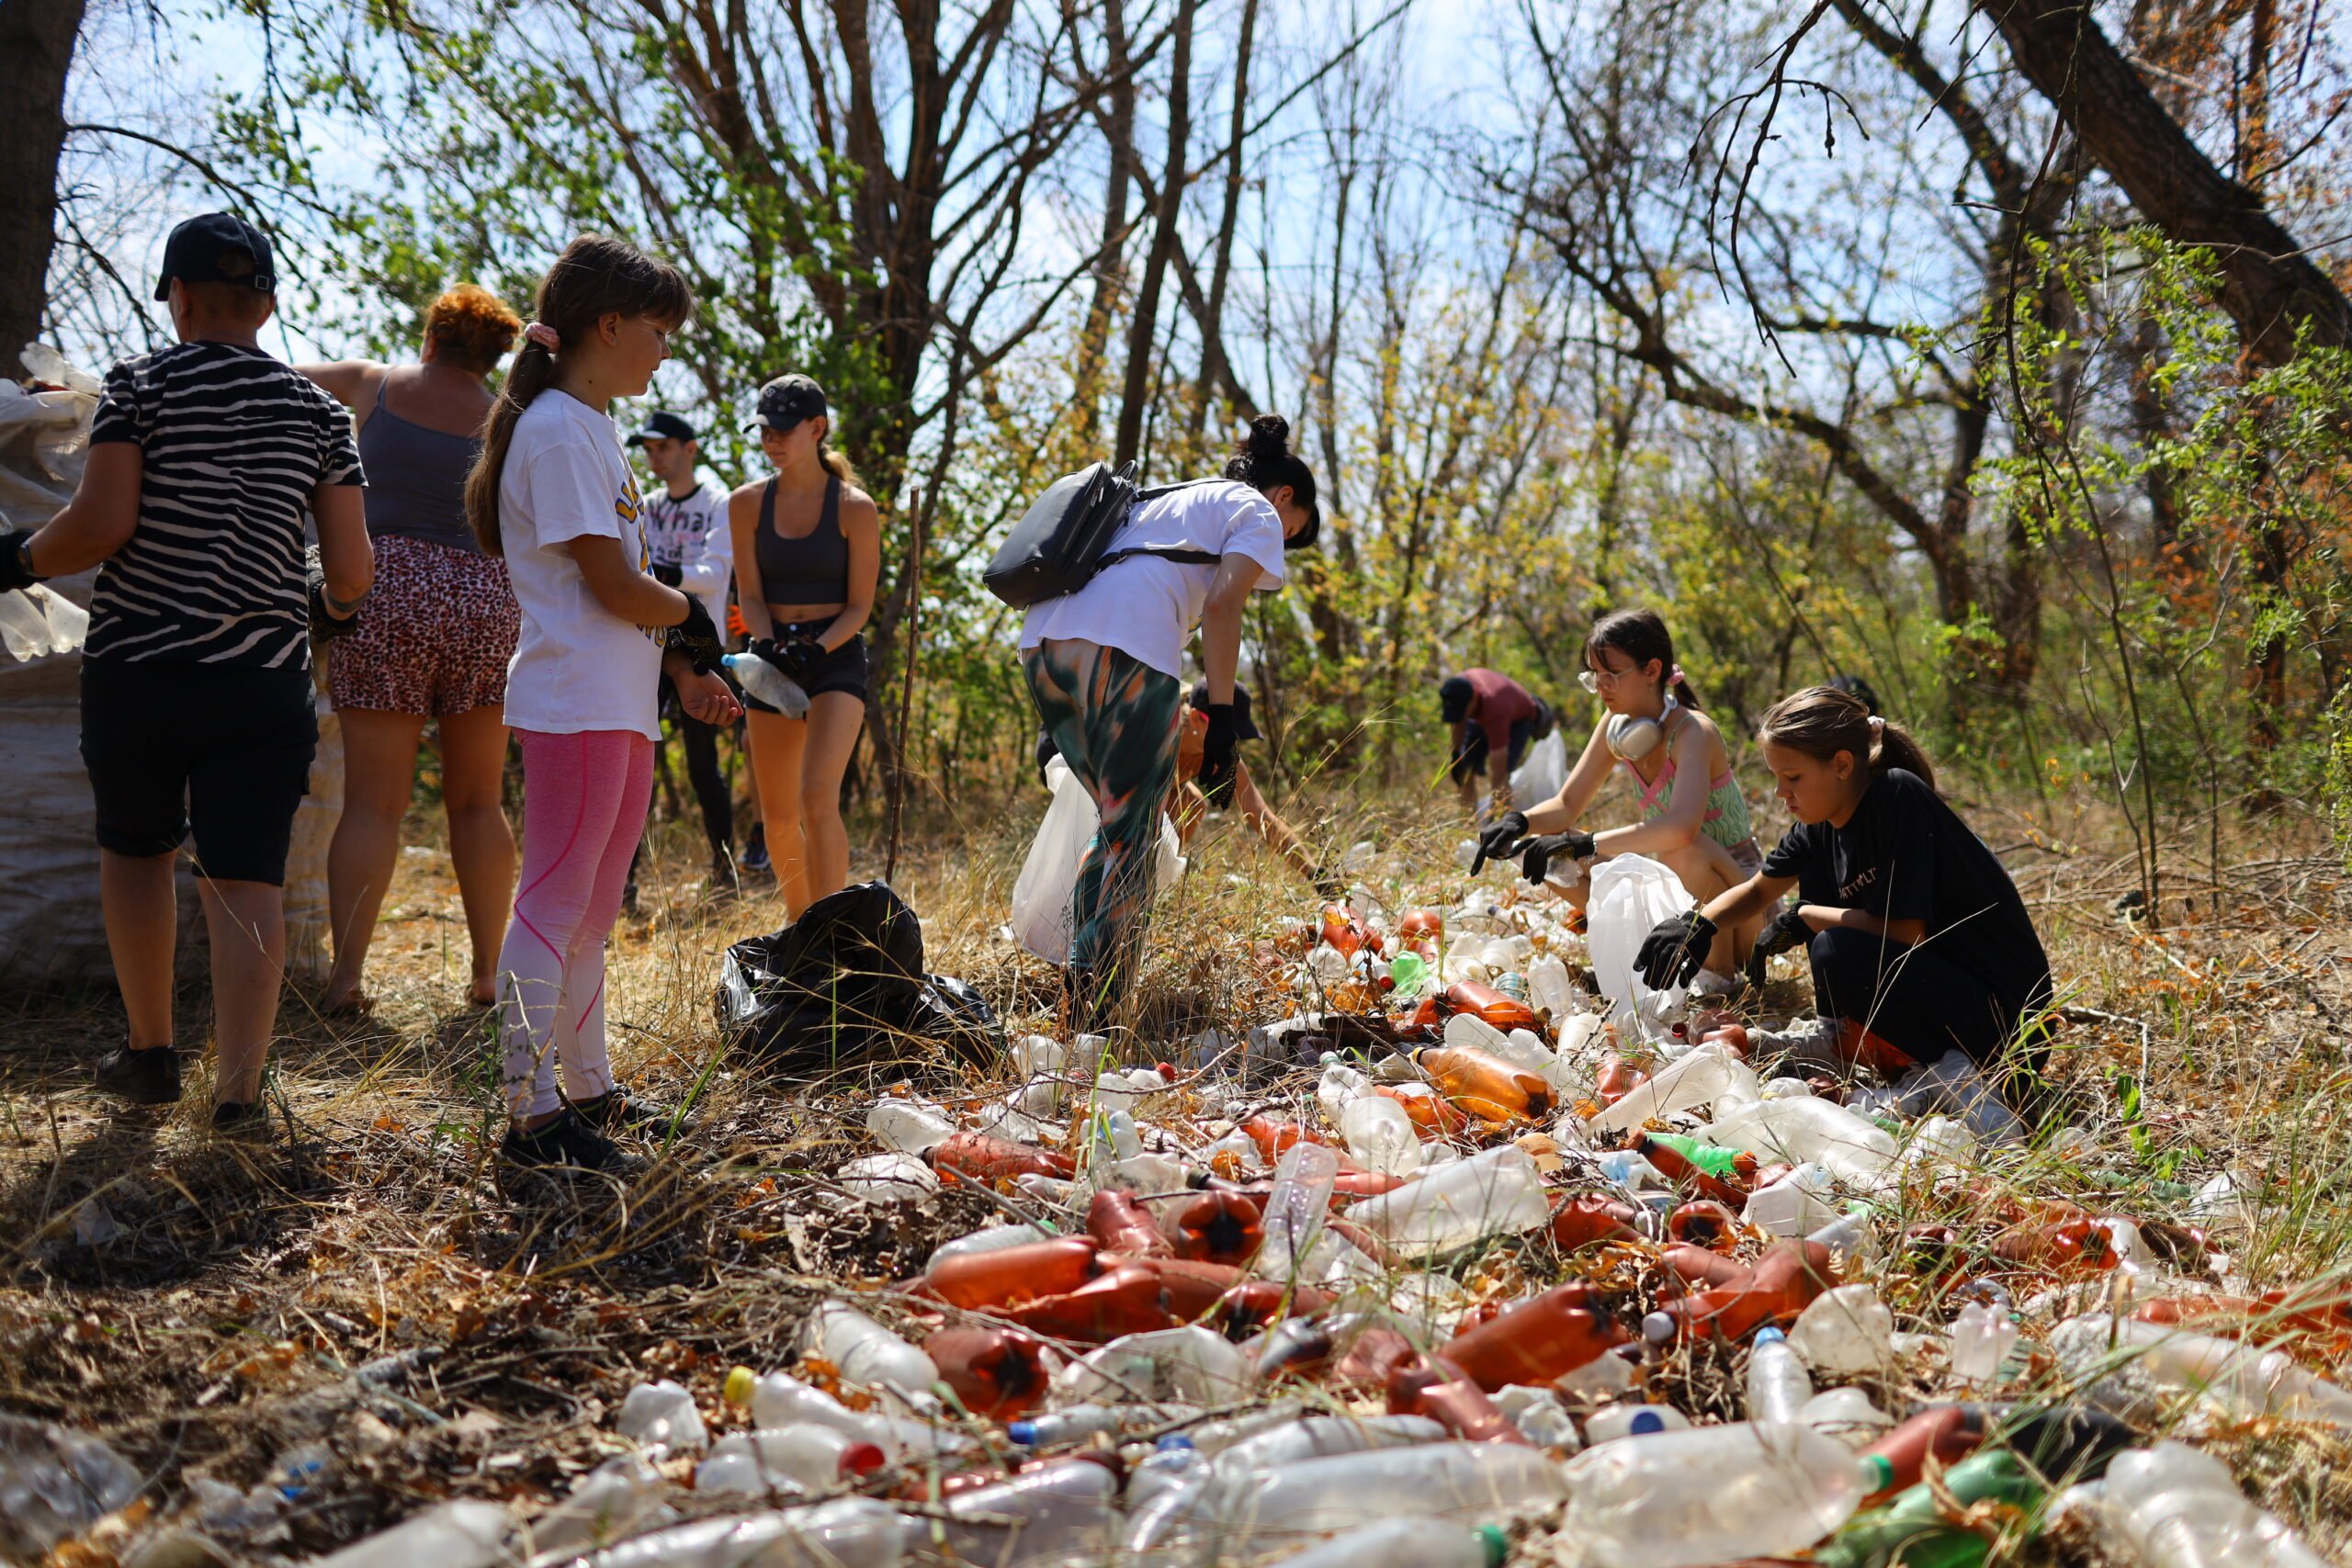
[85, 341, 366, 667]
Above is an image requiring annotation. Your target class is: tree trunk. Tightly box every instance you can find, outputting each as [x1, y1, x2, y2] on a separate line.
[1189, 0, 1258, 439]
[0, 0, 85, 370]
[1114, 0, 1195, 468]
[1073, 0, 1134, 443]
[1982, 0, 2351, 367]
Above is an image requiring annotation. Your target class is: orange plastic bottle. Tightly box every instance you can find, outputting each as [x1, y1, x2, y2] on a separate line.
[930, 1133, 1077, 1186]
[1414, 1045, 1554, 1124]
[1212, 1279, 1331, 1335]
[923, 1326, 1054, 1418]
[1320, 905, 1377, 958]
[1594, 1053, 1647, 1105]
[1396, 908, 1444, 958]
[1333, 1325, 1418, 1389]
[1004, 1262, 1175, 1342]
[1170, 1190, 1264, 1265]
[1666, 1199, 1743, 1251]
[1387, 1353, 1531, 1444]
[1661, 1243, 1754, 1292]
[1374, 1082, 1471, 1138]
[1239, 1114, 1338, 1166]
[1856, 1405, 1987, 1506]
[1444, 980, 1542, 1033]
[1147, 1257, 1248, 1320]
[1547, 1195, 1642, 1250]
[1086, 1189, 1171, 1258]
[912, 1235, 1102, 1311]
[1632, 1134, 1753, 1205]
[1991, 1216, 2116, 1272]
[1439, 1283, 1630, 1390]
[1645, 1239, 1836, 1343]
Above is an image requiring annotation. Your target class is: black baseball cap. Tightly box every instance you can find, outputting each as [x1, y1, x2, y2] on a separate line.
[153, 212, 275, 301]
[747, 374, 827, 433]
[1188, 681, 1261, 741]
[626, 411, 697, 446]
[1439, 675, 1476, 723]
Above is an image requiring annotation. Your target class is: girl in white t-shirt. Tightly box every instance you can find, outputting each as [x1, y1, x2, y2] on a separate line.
[1019, 414, 1321, 1030]
[464, 234, 741, 1176]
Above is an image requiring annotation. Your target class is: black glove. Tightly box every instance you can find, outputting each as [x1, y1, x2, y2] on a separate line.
[1746, 905, 1812, 986]
[1197, 702, 1238, 807]
[666, 596, 725, 674]
[1517, 829, 1596, 886]
[1469, 810, 1528, 875]
[1634, 908, 1718, 991]
[0, 531, 39, 593]
[307, 552, 359, 642]
[1035, 725, 1061, 787]
[754, 632, 824, 680]
[650, 562, 684, 589]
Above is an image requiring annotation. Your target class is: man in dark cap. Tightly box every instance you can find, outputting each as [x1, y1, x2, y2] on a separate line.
[1440, 667, 1546, 812]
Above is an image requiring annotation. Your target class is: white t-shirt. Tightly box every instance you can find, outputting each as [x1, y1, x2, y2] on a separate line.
[499, 390, 666, 739]
[1019, 479, 1286, 679]
[643, 479, 734, 631]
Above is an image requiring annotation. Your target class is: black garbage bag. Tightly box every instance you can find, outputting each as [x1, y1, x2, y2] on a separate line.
[714, 881, 998, 1073]
[911, 972, 1003, 1070]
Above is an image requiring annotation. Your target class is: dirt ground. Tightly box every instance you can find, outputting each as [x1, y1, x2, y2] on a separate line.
[1, 784, 2348, 1563]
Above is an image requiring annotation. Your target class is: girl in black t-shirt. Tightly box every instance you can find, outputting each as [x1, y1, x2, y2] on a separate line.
[1634, 685, 2054, 1078]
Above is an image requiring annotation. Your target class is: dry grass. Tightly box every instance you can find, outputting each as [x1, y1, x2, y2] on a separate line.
[0, 777, 2348, 1564]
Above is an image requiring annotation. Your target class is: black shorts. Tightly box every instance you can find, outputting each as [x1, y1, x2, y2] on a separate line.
[80, 660, 317, 886]
[1450, 716, 1537, 784]
[742, 622, 869, 712]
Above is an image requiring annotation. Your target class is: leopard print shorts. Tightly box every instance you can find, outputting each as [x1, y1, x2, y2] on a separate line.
[326, 533, 520, 718]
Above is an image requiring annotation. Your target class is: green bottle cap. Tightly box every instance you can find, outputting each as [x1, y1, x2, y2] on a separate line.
[1860, 1452, 1895, 1492]
[1476, 1525, 1510, 1567]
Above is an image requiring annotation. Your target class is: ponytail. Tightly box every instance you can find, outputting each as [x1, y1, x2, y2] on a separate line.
[1584, 607, 1702, 710]
[464, 233, 693, 556]
[1224, 412, 1320, 549]
[1758, 684, 1939, 794]
[816, 421, 860, 490]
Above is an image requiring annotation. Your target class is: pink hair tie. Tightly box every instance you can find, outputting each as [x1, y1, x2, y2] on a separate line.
[524, 321, 560, 350]
[1670, 664, 1687, 685]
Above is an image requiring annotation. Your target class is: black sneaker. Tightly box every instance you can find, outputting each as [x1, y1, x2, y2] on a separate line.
[95, 1046, 180, 1106]
[572, 1089, 673, 1134]
[500, 1110, 624, 1173]
[211, 1100, 270, 1141]
[741, 829, 771, 876]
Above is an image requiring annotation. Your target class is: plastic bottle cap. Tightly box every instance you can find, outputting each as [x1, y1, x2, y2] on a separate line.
[1754, 1326, 1785, 1345]
[840, 1441, 888, 1477]
[1007, 1421, 1040, 1445]
[1860, 1453, 1895, 1491]
[723, 1366, 755, 1405]
[1476, 1524, 1510, 1567]
[1640, 1312, 1677, 1345]
[1155, 1434, 1195, 1451]
[1630, 1409, 1665, 1434]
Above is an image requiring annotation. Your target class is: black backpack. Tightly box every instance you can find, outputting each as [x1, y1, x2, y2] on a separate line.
[982, 460, 1216, 609]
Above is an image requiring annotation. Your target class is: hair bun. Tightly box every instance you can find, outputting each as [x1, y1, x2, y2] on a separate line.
[1244, 413, 1292, 461]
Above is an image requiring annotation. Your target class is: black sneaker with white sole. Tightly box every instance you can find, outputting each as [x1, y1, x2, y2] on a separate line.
[500, 1110, 624, 1174]
[95, 1046, 181, 1105]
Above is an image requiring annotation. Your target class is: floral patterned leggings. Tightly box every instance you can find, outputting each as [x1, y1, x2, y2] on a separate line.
[1023, 639, 1182, 1021]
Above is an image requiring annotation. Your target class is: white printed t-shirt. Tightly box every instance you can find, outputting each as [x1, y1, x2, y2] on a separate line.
[499, 389, 665, 739]
[1019, 479, 1286, 679]
[642, 479, 734, 631]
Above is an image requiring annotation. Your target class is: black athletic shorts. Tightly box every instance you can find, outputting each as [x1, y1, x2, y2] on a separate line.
[741, 621, 869, 712]
[80, 660, 317, 885]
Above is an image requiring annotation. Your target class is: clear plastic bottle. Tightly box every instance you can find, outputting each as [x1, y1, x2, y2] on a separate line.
[1526, 954, 1579, 1020]
[1798, 1387, 1890, 1449]
[314, 1500, 512, 1568]
[1340, 1095, 1425, 1176]
[571, 1497, 905, 1568]
[527, 1459, 668, 1556]
[695, 1426, 879, 1495]
[1054, 1326, 1250, 1405]
[1788, 1283, 1895, 1375]
[1746, 1326, 1813, 1426]
[1557, 1420, 1866, 1566]
[615, 1380, 707, 1455]
[1493, 1386, 1580, 1451]
[747, 1371, 969, 1460]
[2090, 1440, 2327, 1568]
[1212, 1441, 1566, 1551]
[864, 1100, 955, 1155]
[1317, 1061, 1374, 1123]
[1581, 1404, 1690, 1444]
[2051, 1313, 2352, 1427]
[1254, 1142, 1340, 1280]
[1345, 1145, 1552, 1258]
[1949, 1301, 2021, 1384]
[923, 1222, 1048, 1271]
[1214, 1414, 1446, 1472]
[801, 1303, 939, 1400]
[1703, 1097, 1897, 1194]
[720, 651, 809, 717]
[1270, 1517, 1508, 1568]
[1742, 1162, 1842, 1236]
[911, 1458, 1118, 1565]
[1004, 1404, 1135, 1446]
[836, 1152, 939, 1201]
[1587, 1044, 1758, 1134]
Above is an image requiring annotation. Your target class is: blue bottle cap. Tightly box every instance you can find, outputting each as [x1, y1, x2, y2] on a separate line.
[1754, 1326, 1786, 1345]
[1630, 1409, 1665, 1435]
[1155, 1434, 1195, 1451]
[1007, 1421, 1039, 1445]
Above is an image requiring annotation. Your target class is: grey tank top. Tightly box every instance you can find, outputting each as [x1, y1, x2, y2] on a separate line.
[356, 377, 483, 552]
[756, 474, 849, 604]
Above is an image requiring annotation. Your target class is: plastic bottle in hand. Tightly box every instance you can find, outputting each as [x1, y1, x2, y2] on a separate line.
[722, 651, 810, 717]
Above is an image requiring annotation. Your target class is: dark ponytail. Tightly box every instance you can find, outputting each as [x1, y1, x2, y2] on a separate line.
[1758, 684, 1938, 793]
[1585, 607, 1702, 710]
[465, 233, 693, 555]
[1224, 413, 1320, 549]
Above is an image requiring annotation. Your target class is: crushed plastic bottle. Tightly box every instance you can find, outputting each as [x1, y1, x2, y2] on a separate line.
[1788, 1283, 1896, 1375]
[615, 1380, 707, 1456]
[569, 1497, 906, 1568]
[0, 1416, 143, 1558]
[1346, 1145, 1552, 1258]
[313, 1500, 512, 1568]
[801, 1303, 940, 1403]
[2050, 1312, 2352, 1427]
[1556, 1420, 1866, 1567]
[2078, 1439, 2327, 1568]
[1949, 1301, 2021, 1384]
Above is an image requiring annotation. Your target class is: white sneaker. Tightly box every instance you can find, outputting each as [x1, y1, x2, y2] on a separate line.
[1690, 968, 1748, 1004]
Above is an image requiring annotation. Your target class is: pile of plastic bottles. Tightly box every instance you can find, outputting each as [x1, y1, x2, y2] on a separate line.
[23, 882, 2345, 1567]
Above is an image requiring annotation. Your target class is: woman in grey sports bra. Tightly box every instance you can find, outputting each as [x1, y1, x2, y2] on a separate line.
[295, 285, 523, 1014]
[727, 373, 882, 917]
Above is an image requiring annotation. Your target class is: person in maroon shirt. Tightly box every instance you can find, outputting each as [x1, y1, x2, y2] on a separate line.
[1441, 668, 1549, 811]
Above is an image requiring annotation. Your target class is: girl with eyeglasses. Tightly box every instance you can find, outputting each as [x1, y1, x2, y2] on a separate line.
[1470, 607, 1764, 994]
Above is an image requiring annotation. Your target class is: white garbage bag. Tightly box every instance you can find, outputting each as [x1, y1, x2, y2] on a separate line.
[1009, 756, 1183, 964]
[1509, 728, 1567, 809]
[1584, 854, 1694, 1037]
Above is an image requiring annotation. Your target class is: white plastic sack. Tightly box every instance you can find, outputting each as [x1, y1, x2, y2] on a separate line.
[1584, 854, 1694, 1037]
[1509, 728, 1567, 809]
[1009, 756, 1183, 964]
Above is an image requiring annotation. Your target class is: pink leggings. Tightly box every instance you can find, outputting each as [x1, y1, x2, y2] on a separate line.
[496, 728, 653, 1118]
